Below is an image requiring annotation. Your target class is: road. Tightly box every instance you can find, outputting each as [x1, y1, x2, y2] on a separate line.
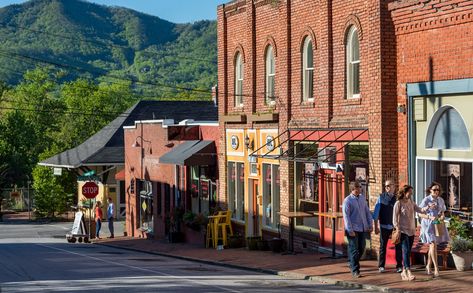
[0, 221, 373, 292]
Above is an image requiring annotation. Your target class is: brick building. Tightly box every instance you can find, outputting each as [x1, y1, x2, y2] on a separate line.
[217, 0, 396, 254]
[390, 0, 473, 219]
[123, 101, 218, 241]
[217, 0, 473, 256]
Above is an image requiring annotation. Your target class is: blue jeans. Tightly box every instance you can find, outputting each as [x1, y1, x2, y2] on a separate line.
[95, 219, 101, 237]
[108, 217, 114, 236]
[401, 233, 414, 269]
[379, 227, 402, 269]
[347, 231, 366, 274]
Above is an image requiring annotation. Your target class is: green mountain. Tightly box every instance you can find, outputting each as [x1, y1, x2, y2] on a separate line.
[0, 0, 217, 99]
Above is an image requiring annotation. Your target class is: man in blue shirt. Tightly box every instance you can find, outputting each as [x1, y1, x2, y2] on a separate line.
[107, 197, 114, 238]
[372, 180, 402, 273]
[343, 181, 373, 278]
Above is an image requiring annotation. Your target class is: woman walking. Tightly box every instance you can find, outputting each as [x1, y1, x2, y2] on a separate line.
[95, 201, 103, 239]
[393, 185, 427, 281]
[418, 182, 450, 277]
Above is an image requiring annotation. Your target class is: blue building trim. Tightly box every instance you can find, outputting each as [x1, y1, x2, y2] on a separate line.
[407, 78, 473, 97]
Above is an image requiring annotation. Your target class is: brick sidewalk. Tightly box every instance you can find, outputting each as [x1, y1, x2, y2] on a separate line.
[95, 236, 473, 293]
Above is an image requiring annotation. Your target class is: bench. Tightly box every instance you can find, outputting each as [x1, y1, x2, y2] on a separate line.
[410, 228, 450, 270]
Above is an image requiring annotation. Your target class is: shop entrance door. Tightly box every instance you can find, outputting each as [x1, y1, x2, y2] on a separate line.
[248, 179, 260, 236]
[320, 170, 345, 248]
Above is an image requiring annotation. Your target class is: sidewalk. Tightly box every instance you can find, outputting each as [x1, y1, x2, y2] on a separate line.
[95, 236, 473, 293]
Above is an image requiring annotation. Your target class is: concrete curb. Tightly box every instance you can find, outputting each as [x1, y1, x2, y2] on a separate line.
[96, 242, 411, 293]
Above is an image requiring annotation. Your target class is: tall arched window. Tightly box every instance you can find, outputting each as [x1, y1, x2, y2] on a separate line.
[265, 46, 275, 104]
[302, 37, 314, 101]
[346, 26, 360, 98]
[234, 52, 244, 107]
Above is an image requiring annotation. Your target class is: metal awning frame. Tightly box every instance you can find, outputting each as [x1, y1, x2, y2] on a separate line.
[251, 128, 369, 163]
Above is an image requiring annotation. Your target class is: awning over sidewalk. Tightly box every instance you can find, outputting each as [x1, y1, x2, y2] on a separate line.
[250, 128, 369, 163]
[159, 140, 216, 166]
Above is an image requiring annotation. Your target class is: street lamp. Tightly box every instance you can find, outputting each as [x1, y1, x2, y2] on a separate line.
[131, 135, 152, 180]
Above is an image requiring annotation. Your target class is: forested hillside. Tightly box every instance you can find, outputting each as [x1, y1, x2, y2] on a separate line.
[0, 0, 217, 99]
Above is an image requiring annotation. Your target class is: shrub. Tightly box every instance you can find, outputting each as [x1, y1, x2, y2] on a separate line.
[451, 236, 473, 252]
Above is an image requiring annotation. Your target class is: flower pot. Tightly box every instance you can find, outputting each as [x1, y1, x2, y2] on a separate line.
[451, 251, 473, 271]
[246, 236, 261, 250]
[268, 238, 284, 253]
[257, 239, 269, 251]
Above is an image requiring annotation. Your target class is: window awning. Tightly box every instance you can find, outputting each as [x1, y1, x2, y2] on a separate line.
[115, 169, 125, 181]
[159, 140, 216, 166]
[250, 128, 368, 163]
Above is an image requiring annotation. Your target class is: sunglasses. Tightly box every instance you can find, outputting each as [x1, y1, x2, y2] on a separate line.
[431, 188, 440, 191]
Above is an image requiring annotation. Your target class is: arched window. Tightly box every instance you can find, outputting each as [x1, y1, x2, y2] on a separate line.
[346, 26, 360, 98]
[426, 106, 470, 149]
[302, 37, 314, 101]
[265, 46, 275, 105]
[234, 52, 244, 107]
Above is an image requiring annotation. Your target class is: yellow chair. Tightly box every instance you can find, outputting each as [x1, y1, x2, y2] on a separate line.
[206, 212, 222, 248]
[214, 211, 233, 248]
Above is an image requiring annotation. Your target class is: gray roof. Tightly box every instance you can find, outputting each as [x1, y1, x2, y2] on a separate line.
[159, 140, 216, 166]
[39, 100, 218, 168]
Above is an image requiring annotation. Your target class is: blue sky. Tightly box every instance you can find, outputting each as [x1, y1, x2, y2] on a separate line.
[0, 0, 228, 23]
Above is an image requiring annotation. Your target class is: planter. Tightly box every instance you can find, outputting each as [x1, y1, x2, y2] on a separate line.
[257, 239, 269, 251]
[228, 235, 244, 248]
[246, 236, 261, 250]
[268, 238, 284, 253]
[183, 226, 205, 246]
[168, 232, 183, 243]
[451, 251, 473, 271]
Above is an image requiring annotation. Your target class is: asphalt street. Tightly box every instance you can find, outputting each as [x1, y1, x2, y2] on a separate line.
[0, 221, 373, 292]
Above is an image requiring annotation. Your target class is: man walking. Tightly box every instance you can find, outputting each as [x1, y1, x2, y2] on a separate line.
[107, 197, 114, 238]
[373, 180, 403, 273]
[343, 181, 373, 278]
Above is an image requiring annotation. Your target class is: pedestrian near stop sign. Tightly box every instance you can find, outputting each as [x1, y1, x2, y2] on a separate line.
[82, 181, 99, 199]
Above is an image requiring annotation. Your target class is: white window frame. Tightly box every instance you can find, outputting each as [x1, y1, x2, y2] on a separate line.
[227, 161, 245, 221]
[265, 46, 275, 105]
[234, 53, 244, 107]
[346, 26, 360, 99]
[302, 37, 314, 101]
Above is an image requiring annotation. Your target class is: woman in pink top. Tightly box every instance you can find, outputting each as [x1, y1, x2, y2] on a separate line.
[393, 185, 427, 281]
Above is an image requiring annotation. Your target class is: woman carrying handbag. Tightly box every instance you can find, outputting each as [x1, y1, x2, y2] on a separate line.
[393, 185, 428, 281]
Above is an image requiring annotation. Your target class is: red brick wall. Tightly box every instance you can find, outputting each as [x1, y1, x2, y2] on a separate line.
[390, 0, 473, 185]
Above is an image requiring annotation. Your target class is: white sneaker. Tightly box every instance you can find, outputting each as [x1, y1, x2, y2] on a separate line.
[378, 267, 385, 273]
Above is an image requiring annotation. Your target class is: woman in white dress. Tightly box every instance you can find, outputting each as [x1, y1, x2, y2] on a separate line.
[418, 182, 450, 278]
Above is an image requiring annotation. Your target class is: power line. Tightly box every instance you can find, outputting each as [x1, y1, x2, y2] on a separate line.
[0, 48, 214, 96]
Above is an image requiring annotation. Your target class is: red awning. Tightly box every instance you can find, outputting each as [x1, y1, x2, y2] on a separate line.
[115, 169, 125, 181]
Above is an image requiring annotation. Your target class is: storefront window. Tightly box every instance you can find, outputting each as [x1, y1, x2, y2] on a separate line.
[294, 143, 319, 230]
[418, 160, 472, 220]
[262, 164, 280, 229]
[139, 180, 153, 234]
[228, 161, 245, 221]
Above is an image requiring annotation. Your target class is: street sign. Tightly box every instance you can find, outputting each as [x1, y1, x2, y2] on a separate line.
[83, 170, 96, 177]
[82, 182, 99, 199]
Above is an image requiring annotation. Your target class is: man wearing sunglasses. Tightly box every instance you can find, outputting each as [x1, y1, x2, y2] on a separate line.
[373, 180, 402, 273]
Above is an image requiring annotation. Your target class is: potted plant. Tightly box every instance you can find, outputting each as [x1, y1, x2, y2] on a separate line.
[268, 237, 284, 253]
[450, 236, 473, 271]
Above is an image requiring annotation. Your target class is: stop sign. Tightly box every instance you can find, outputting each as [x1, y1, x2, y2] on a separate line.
[82, 182, 99, 199]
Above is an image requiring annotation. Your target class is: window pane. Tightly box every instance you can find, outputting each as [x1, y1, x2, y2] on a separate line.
[227, 162, 236, 218]
[307, 41, 313, 68]
[273, 165, 280, 229]
[353, 63, 360, 95]
[263, 164, 272, 227]
[431, 108, 470, 149]
[236, 162, 245, 221]
[352, 31, 359, 61]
